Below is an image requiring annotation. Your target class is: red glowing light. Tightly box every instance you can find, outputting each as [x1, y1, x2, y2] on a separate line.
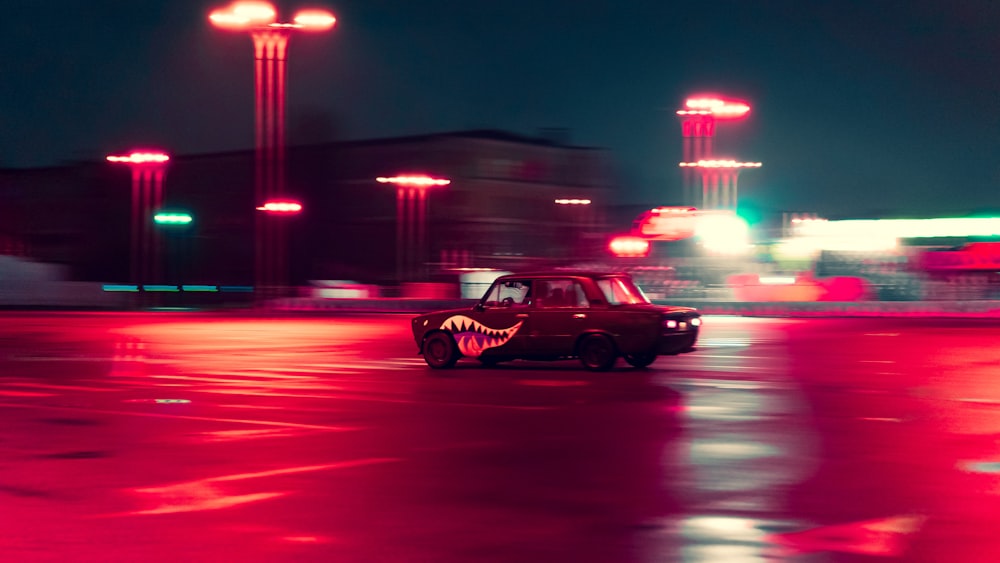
[678, 160, 762, 168]
[257, 200, 303, 213]
[376, 175, 451, 187]
[106, 152, 170, 164]
[209, 1, 277, 29]
[293, 10, 337, 30]
[210, 2, 336, 31]
[678, 96, 751, 119]
[632, 208, 698, 240]
[609, 235, 651, 258]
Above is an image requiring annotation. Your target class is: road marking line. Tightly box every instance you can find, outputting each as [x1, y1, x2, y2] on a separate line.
[0, 402, 363, 431]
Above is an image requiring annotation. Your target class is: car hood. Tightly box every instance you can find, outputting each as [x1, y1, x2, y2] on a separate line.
[659, 305, 700, 316]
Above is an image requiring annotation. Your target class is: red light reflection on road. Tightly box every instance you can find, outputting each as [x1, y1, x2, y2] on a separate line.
[119, 458, 401, 516]
[765, 514, 926, 557]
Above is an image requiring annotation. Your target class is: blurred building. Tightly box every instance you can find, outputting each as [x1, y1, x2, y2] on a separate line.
[0, 130, 615, 286]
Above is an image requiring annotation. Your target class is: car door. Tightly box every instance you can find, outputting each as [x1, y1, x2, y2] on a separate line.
[524, 278, 590, 356]
[457, 278, 533, 358]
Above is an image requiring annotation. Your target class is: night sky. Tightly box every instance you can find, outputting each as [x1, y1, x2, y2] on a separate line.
[3, 0, 999, 219]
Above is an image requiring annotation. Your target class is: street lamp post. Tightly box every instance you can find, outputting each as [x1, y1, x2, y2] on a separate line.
[256, 199, 303, 290]
[154, 211, 194, 287]
[376, 175, 451, 283]
[106, 151, 170, 291]
[555, 198, 593, 260]
[209, 1, 335, 298]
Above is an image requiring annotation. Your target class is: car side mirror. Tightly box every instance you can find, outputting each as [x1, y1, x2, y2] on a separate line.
[473, 303, 485, 312]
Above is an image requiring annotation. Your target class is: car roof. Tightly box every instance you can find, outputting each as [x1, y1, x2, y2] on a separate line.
[494, 270, 629, 281]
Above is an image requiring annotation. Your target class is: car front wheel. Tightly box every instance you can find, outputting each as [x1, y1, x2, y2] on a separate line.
[578, 334, 617, 372]
[624, 352, 657, 368]
[423, 332, 459, 369]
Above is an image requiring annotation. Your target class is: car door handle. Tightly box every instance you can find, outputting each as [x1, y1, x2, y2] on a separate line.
[516, 314, 529, 318]
[573, 314, 586, 319]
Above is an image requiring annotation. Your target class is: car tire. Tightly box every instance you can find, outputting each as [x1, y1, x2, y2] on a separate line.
[624, 352, 657, 368]
[423, 332, 459, 369]
[578, 334, 617, 372]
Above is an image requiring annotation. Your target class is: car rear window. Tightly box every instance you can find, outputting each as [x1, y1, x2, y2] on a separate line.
[596, 277, 650, 305]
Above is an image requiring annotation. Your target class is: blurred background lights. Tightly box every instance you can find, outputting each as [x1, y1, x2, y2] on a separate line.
[695, 213, 751, 254]
[376, 175, 451, 187]
[609, 235, 651, 258]
[106, 152, 170, 164]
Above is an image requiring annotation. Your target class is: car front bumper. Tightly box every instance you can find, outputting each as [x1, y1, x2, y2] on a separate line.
[658, 330, 699, 355]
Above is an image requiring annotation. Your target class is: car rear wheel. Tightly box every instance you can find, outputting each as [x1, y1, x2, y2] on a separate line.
[578, 334, 617, 372]
[423, 332, 459, 369]
[624, 352, 657, 368]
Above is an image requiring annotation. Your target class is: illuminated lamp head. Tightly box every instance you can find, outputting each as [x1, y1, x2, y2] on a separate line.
[293, 10, 337, 31]
[679, 160, 762, 169]
[376, 175, 451, 188]
[678, 95, 751, 119]
[106, 151, 170, 165]
[209, 1, 277, 29]
[257, 200, 303, 213]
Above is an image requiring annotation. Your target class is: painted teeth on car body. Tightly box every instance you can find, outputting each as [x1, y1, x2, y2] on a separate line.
[411, 270, 701, 372]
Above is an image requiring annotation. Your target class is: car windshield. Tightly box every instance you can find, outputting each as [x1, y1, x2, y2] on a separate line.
[596, 276, 651, 305]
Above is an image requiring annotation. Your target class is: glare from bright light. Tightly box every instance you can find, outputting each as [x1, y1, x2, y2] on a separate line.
[609, 235, 651, 258]
[650, 206, 697, 214]
[695, 213, 751, 254]
[293, 10, 336, 30]
[679, 96, 751, 119]
[209, 1, 277, 29]
[106, 152, 170, 164]
[679, 160, 762, 169]
[257, 201, 303, 213]
[554, 199, 591, 205]
[376, 175, 451, 187]
[793, 217, 1000, 240]
[154, 212, 193, 225]
[759, 276, 796, 285]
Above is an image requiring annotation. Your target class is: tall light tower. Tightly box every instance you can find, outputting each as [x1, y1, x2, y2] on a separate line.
[209, 1, 336, 298]
[678, 159, 762, 210]
[676, 96, 750, 207]
[106, 151, 171, 289]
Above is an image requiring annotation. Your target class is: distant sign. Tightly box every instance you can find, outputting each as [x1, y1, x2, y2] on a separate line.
[631, 207, 699, 241]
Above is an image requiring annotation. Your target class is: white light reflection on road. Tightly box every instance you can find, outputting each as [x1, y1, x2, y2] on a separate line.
[654, 317, 818, 561]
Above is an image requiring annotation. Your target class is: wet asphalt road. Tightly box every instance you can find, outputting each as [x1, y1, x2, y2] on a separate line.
[1, 311, 1000, 562]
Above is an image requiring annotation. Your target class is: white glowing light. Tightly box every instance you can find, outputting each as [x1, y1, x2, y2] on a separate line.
[695, 213, 751, 255]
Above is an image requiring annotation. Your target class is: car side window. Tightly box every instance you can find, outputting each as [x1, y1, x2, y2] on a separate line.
[483, 280, 532, 308]
[534, 279, 589, 309]
[566, 281, 589, 308]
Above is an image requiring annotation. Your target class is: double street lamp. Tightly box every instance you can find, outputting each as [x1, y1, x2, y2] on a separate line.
[209, 1, 335, 298]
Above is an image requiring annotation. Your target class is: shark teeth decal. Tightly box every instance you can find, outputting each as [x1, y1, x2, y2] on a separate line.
[440, 315, 524, 358]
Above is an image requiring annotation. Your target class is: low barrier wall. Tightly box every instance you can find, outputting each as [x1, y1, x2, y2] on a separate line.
[267, 297, 1000, 318]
